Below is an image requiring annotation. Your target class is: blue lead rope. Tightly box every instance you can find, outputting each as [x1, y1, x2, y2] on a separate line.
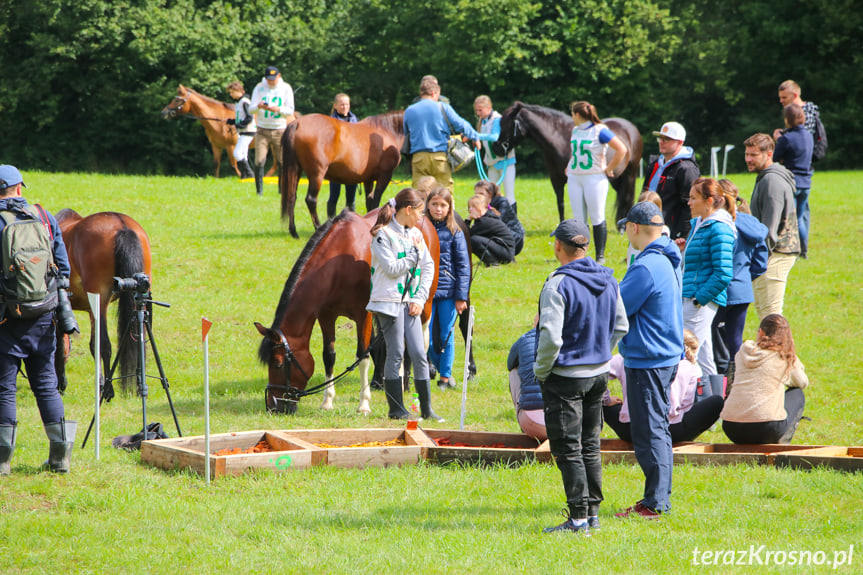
[474, 150, 511, 188]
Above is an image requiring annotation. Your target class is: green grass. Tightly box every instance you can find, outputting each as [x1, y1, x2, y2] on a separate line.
[1, 170, 861, 573]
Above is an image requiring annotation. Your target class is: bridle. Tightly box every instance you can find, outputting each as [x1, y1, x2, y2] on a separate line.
[164, 92, 190, 118]
[495, 113, 521, 156]
[264, 328, 311, 410]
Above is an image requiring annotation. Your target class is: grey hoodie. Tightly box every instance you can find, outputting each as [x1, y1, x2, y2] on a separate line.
[750, 163, 800, 254]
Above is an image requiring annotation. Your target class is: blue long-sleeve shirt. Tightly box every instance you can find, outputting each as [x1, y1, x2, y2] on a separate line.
[404, 98, 479, 154]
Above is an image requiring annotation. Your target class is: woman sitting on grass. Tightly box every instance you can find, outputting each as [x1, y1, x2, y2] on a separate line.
[474, 180, 525, 256]
[721, 314, 809, 444]
[603, 329, 723, 444]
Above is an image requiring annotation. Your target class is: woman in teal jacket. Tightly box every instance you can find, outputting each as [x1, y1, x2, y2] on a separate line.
[678, 177, 736, 378]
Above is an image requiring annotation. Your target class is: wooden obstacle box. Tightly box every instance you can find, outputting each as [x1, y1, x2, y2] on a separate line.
[141, 430, 315, 478]
[277, 428, 434, 469]
[671, 443, 828, 466]
[773, 446, 863, 473]
[419, 429, 552, 466]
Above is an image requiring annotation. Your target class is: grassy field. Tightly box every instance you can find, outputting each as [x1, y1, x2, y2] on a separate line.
[1, 169, 861, 573]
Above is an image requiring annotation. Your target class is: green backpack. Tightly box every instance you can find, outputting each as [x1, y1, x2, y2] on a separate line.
[0, 205, 59, 318]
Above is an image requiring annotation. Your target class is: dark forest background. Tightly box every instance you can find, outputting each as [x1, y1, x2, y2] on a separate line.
[1, 0, 859, 175]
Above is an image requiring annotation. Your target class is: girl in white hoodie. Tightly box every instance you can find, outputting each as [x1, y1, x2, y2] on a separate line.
[367, 189, 439, 421]
[721, 314, 809, 444]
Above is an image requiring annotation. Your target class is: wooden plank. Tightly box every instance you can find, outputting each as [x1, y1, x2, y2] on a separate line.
[326, 446, 422, 469]
[670, 443, 830, 466]
[775, 446, 863, 473]
[422, 429, 547, 466]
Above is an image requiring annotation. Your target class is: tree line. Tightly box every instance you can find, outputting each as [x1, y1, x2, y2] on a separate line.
[0, 0, 859, 175]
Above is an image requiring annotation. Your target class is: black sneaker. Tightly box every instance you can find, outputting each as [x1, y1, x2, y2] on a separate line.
[542, 509, 590, 535]
[588, 516, 600, 530]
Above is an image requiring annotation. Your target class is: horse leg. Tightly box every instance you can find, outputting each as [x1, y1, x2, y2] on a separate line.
[458, 307, 477, 378]
[305, 175, 324, 230]
[318, 317, 337, 411]
[614, 168, 637, 230]
[551, 174, 567, 222]
[355, 313, 373, 414]
[228, 144, 240, 177]
[212, 143, 222, 178]
[365, 180, 379, 211]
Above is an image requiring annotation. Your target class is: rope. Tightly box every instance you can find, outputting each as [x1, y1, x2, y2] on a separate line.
[474, 149, 507, 188]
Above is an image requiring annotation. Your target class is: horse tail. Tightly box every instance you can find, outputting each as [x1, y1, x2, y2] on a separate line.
[280, 121, 301, 221]
[114, 226, 145, 394]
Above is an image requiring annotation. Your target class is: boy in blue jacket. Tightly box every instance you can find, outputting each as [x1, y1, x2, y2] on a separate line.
[615, 202, 684, 520]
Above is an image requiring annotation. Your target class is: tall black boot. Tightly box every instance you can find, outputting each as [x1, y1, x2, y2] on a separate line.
[384, 378, 410, 420]
[254, 163, 265, 197]
[415, 379, 444, 423]
[42, 420, 77, 474]
[238, 159, 255, 179]
[0, 423, 16, 476]
[326, 201, 337, 220]
[512, 202, 518, 216]
[593, 222, 607, 264]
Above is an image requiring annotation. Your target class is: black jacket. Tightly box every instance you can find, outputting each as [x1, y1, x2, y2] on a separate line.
[643, 154, 700, 240]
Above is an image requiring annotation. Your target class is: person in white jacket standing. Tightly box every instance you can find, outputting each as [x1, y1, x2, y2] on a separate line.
[249, 65, 295, 196]
[367, 188, 440, 422]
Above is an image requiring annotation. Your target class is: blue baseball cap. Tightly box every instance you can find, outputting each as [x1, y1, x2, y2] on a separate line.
[550, 219, 590, 248]
[0, 165, 26, 190]
[617, 202, 665, 229]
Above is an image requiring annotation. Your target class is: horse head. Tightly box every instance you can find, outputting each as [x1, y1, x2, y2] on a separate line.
[160, 85, 192, 119]
[492, 101, 526, 157]
[255, 321, 315, 415]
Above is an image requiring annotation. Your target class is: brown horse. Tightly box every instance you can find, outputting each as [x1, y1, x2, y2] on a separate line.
[255, 208, 439, 415]
[279, 111, 405, 238]
[492, 102, 643, 227]
[55, 209, 152, 398]
[160, 84, 241, 178]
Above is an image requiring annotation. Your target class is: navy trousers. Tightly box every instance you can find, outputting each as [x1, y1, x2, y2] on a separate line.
[625, 365, 678, 513]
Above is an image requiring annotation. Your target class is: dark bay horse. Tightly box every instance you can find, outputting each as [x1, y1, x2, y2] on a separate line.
[492, 102, 643, 226]
[255, 209, 440, 415]
[161, 85, 240, 178]
[279, 111, 404, 238]
[55, 210, 152, 397]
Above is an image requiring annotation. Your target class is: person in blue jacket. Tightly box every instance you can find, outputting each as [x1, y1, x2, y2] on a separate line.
[403, 75, 479, 191]
[506, 325, 546, 441]
[773, 104, 814, 259]
[425, 187, 470, 390]
[0, 166, 75, 475]
[327, 93, 359, 218]
[712, 180, 769, 379]
[615, 202, 684, 520]
[676, 178, 736, 378]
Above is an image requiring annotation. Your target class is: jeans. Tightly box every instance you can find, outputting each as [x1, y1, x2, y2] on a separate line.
[428, 298, 458, 379]
[795, 187, 810, 257]
[625, 365, 678, 513]
[683, 298, 719, 376]
[542, 372, 607, 519]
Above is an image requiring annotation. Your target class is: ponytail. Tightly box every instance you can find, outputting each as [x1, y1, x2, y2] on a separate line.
[371, 188, 424, 236]
[571, 101, 601, 124]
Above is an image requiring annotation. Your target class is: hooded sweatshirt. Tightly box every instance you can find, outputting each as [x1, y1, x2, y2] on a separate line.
[644, 147, 700, 240]
[750, 162, 800, 255]
[618, 235, 684, 368]
[720, 340, 808, 423]
[534, 257, 628, 381]
[727, 212, 769, 306]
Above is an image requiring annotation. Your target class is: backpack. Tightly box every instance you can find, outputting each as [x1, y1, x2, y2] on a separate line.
[0, 204, 59, 318]
[812, 115, 828, 162]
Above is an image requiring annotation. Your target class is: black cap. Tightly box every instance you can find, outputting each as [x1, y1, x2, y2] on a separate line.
[616, 202, 665, 229]
[550, 219, 590, 248]
[264, 66, 280, 79]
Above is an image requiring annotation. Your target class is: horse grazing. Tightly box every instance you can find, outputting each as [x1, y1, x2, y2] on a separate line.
[279, 111, 405, 238]
[160, 84, 241, 178]
[255, 209, 440, 415]
[55, 209, 152, 397]
[492, 102, 643, 226]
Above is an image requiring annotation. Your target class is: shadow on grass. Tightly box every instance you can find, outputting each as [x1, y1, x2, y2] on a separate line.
[202, 229, 305, 241]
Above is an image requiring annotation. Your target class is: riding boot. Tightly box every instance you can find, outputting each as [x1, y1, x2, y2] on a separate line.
[238, 159, 255, 179]
[326, 201, 337, 220]
[384, 378, 410, 420]
[254, 163, 265, 197]
[415, 379, 444, 423]
[42, 420, 77, 474]
[593, 222, 607, 264]
[512, 202, 518, 216]
[0, 423, 16, 476]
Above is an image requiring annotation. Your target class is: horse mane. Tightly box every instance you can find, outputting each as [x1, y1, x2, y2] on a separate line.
[186, 87, 234, 112]
[361, 110, 404, 136]
[258, 214, 344, 363]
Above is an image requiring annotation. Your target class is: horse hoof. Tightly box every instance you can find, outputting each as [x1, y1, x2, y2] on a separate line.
[319, 401, 334, 411]
[357, 406, 371, 416]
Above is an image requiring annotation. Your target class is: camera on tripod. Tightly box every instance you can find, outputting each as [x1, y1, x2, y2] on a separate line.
[113, 272, 151, 295]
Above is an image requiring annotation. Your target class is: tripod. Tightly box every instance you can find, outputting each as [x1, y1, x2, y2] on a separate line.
[81, 289, 182, 448]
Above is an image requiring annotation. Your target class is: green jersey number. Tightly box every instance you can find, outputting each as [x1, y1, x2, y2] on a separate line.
[570, 139, 593, 170]
[262, 97, 282, 119]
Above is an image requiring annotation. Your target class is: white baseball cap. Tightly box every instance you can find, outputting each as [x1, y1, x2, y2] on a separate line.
[652, 122, 686, 142]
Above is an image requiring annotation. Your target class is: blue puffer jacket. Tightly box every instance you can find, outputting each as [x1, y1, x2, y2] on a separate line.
[727, 212, 769, 306]
[432, 219, 470, 301]
[507, 329, 543, 411]
[681, 211, 736, 306]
